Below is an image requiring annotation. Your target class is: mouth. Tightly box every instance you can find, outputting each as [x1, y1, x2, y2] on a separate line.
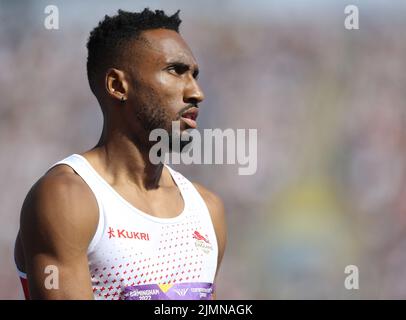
[180, 106, 199, 129]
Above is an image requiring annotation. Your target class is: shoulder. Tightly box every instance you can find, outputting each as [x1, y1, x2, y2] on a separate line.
[192, 182, 225, 215]
[192, 182, 227, 278]
[20, 164, 99, 250]
[192, 182, 227, 242]
[22, 164, 97, 219]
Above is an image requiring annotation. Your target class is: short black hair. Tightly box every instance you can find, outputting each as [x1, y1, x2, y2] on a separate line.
[86, 8, 182, 96]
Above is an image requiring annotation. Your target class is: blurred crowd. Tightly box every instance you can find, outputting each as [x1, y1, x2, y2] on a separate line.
[1, 1, 406, 299]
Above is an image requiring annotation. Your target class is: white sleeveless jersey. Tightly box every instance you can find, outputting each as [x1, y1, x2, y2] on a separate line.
[18, 154, 218, 300]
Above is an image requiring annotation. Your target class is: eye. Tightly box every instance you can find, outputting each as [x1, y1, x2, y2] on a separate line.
[192, 70, 199, 80]
[167, 63, 189, 76]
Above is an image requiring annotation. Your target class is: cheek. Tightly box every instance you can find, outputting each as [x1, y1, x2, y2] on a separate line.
[155, 73, 184, 102]
[132, 73, 184, 119]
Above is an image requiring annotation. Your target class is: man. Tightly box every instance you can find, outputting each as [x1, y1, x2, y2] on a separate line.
[14, 8, 227, 300]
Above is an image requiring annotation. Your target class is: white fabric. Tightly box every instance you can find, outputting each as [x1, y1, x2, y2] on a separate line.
[49, 154, 218, 300]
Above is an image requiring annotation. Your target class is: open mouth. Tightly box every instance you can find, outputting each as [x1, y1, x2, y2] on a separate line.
[180, 107, 199, 128]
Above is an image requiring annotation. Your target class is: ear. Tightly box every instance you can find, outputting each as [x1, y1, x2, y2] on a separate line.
[105, 68, 129, 102]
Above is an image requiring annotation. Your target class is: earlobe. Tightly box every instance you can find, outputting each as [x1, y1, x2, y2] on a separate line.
[120, 79, 129, 103]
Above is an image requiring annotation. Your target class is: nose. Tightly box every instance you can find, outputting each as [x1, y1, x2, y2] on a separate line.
[183, 75, 205, 105]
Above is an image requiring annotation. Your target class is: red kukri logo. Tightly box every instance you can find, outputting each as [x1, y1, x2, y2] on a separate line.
[192, 230, 210, 243]
[193, 230, 212, 254]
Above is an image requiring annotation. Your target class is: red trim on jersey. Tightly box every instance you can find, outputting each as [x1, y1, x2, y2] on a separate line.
[19, 276, 30, 300]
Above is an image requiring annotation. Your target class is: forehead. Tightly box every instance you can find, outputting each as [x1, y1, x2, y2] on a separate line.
[134, 29, 198, 67]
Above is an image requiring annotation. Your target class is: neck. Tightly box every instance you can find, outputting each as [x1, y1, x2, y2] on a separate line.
[88, 124, 165, 191]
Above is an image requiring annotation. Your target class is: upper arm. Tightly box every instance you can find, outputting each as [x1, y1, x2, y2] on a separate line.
[19, 171, 98, 299]
[193, 183, 227, 291]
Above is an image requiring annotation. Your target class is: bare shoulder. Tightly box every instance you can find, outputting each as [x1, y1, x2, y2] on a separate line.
[193, 182, 227, 286]
[192, 182, 225, 216]
[17, 164, 98, 299]
[20, 164, 99, 252]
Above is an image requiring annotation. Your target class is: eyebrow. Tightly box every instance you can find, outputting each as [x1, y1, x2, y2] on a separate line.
[166, 60, 200, 78]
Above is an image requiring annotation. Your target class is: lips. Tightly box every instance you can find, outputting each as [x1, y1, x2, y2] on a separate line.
[180, 106, 199, 129]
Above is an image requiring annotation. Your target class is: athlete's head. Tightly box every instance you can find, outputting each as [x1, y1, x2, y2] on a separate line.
[86, 8, 204, 148]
